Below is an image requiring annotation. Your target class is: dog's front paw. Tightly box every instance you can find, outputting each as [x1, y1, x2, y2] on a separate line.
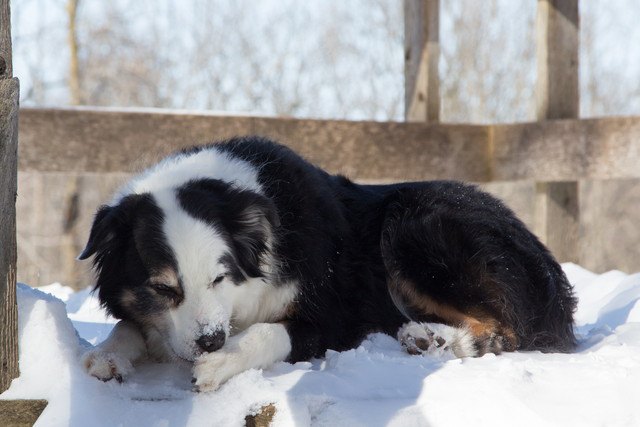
[192, 351, 247, 392]
[82, 350, 133, 383]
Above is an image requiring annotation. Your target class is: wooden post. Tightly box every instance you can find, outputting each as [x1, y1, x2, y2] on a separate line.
[534, 0, 580, 263]
[404, 0, 440, 122]
[534, 181, 579, 260]
[1, 0, 20, 393]
[536, 0, 579, 120]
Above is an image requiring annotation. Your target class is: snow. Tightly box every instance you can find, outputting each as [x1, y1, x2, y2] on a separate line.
[2, 263, 640, 426]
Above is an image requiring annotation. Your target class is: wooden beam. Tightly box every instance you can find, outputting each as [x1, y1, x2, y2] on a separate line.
[17, 108, 490, 182]
[0, 400, 48, 426]
[0, 0, 12, 77]
[534, 181, 579, 263]
[534, 0, 580, 263]
[404, 0, 440, 122]
[490, 117, 640, 181]
[536, 0, 579, 120]
[17, 108, 640, 182]
[1, 0, 19, 394]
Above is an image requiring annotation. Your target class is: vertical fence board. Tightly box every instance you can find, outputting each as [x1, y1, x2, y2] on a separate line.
[536, 0, 579, 120]
[0, 81, 19, 393]
[404, 0, 440, 122]
[534, 181, 579, 262]
[535, 0, 580, 263]
[0, 0, 12, 78]
[1, 0, 19, 394]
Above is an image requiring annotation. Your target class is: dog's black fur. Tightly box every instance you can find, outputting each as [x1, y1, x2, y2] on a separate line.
[85, 136, 577, 364]
[200, 137, 575, 360]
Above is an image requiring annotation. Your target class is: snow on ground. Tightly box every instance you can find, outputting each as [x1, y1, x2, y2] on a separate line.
[2, 263, 640, 426]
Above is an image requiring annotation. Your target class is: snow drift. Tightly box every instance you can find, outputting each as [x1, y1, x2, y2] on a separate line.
[2, 263, 640, 426]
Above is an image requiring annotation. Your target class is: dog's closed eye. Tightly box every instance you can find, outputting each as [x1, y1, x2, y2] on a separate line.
[151, 283, 179, 298]
[210, 274, 226, 287]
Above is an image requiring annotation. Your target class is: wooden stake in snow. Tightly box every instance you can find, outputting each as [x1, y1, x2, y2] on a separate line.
[0, 0, 20, 394]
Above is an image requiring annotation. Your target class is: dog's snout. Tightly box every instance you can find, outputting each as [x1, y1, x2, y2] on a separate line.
[196, 330, 226, 353]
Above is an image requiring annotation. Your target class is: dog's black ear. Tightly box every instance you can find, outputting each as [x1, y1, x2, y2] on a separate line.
[176, 179, 280, 278]
[78, 195, 143, 261]
[229, 193, 280, 278]
[78, 205, 116, 260]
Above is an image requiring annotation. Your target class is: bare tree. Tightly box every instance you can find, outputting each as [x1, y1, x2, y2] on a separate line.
[66, 0, 80, 105]
[440, 0, 536, 124]
[580, 0, 640, 117]
[12, 0, 640, 121]
[14, 0, 405, 120]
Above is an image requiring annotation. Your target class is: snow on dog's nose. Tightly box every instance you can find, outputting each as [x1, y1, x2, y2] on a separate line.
[195, 329, 226, 353]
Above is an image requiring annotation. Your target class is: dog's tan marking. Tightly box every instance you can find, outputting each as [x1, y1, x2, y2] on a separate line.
[120, 289, 137, 310]
[390, 278, 519, 354]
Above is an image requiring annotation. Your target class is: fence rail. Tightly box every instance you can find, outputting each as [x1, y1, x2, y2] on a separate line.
[18, 107, 640, 183]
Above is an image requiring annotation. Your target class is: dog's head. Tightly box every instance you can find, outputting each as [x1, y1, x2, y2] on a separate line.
[79, 178, 279, 361]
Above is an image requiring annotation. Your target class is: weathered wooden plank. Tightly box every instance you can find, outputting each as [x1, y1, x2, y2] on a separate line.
[0, 0, 12, 77]
[491, 117, 640, 181]
[536, 0, 579, 120]
[0, 80, 19, 394]
[578, 178, 640, 273]
[1, 0, 19, 394]
[534, 181, 579, 263]
[0, 400, 48, 427]
[245, 404, 276, 427]
[534, 0, 580, 263]
[18, 108, 640, 182]
[404, 0, 440, 122]
[0, 84, 19, 392]
[18, 108, 490, 182]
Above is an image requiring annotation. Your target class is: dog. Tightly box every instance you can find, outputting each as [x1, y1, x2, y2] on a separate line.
[79, 136, 577, 391]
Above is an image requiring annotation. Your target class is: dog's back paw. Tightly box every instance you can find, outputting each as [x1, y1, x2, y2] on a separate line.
[398, 321, 478, 358]
[82, 349, 133, 383]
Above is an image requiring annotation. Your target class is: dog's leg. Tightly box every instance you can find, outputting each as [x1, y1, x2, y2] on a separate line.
[82, 320, 147, 382]
[192, 322, 291, 392]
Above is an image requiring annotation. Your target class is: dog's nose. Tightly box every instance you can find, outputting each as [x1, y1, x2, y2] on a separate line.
[196, 330, 226, 353]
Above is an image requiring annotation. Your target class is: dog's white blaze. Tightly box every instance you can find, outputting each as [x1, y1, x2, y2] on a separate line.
[152, 187, 296, 361]
[154, 188, 232, 360]
[113, 147, 262, 203]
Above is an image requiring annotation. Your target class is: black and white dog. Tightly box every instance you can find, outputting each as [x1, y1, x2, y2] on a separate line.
[79, 136, 577, 391]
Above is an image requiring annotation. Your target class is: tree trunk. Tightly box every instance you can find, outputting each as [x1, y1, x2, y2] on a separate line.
[67, 0, 82, 105]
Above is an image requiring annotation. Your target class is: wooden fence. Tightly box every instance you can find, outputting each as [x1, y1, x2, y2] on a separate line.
[1, 0, 19, 396]
[2, 0, 639, 423]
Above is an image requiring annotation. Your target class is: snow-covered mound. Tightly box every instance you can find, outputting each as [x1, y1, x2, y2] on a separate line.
[2, 264, 640, 426]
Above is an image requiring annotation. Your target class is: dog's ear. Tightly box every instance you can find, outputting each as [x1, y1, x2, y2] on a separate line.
[78, 195, 142, 261]
[78, 205, 116, 260]
[228, 193, 280, 278]
[176, 179, 280, 278]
